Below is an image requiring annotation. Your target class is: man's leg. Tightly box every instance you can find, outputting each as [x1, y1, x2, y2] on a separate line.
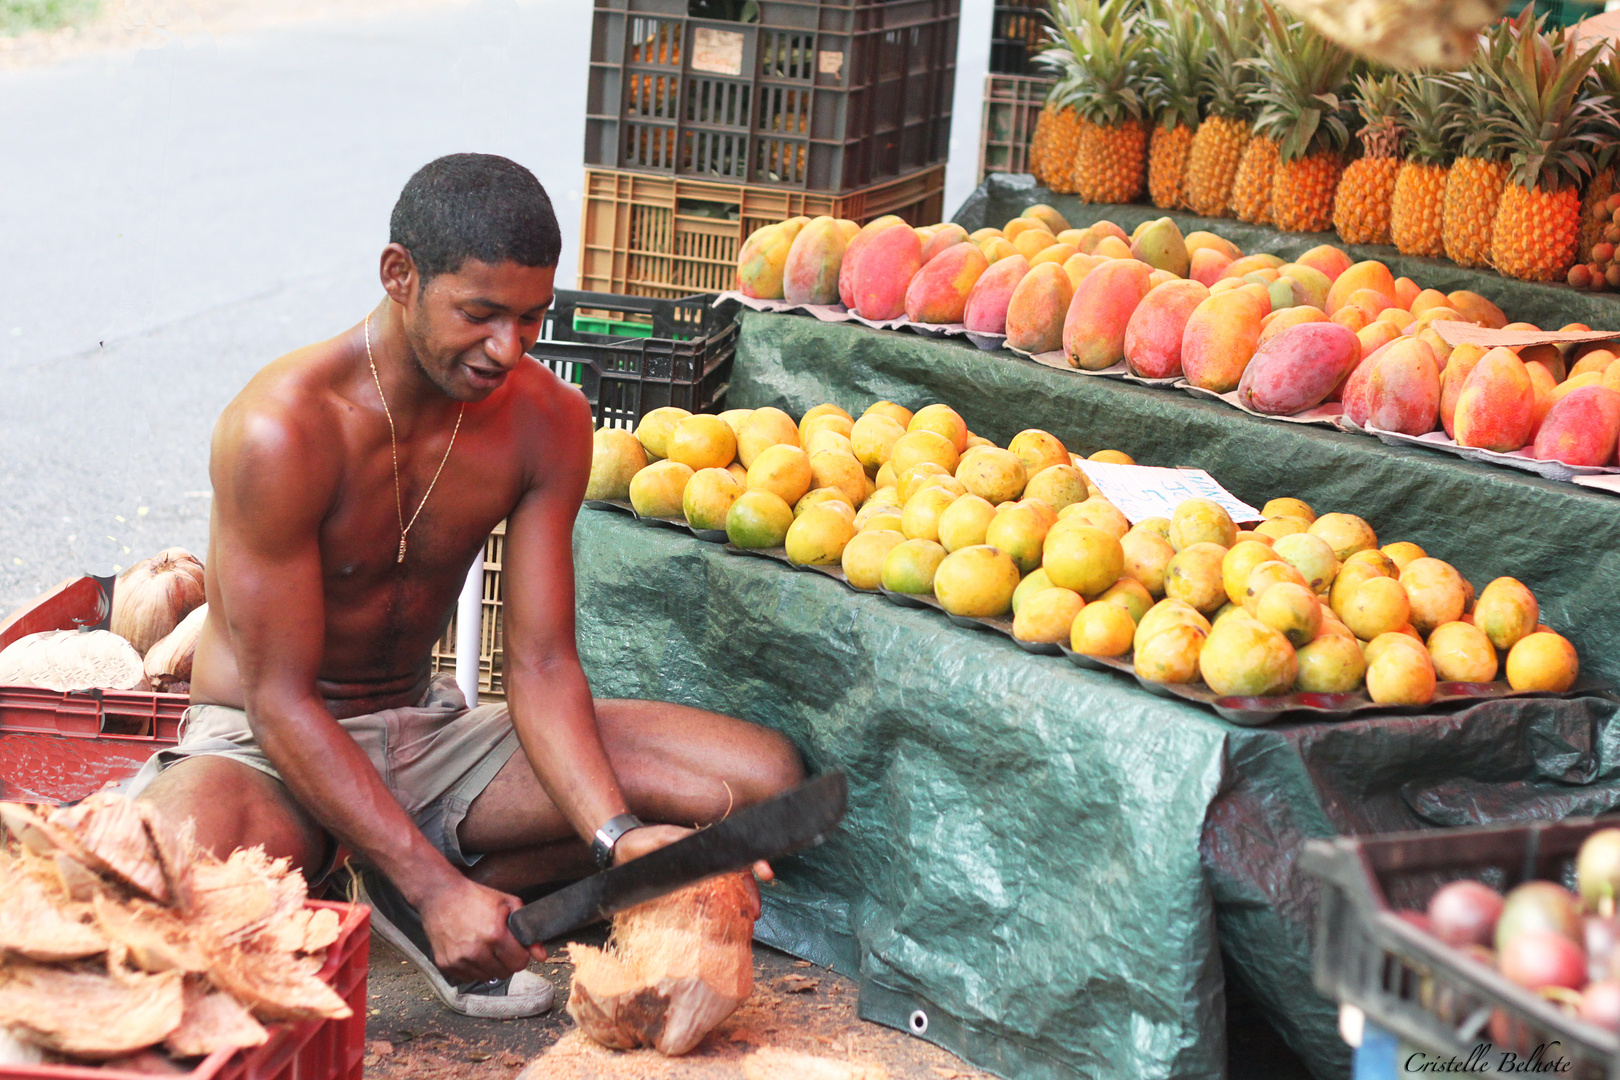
[458, 700, 804, 893]
[134, 755, 329, 874]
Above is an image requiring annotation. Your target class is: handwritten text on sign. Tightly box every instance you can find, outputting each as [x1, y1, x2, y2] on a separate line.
[1075, 461, 1262, 525]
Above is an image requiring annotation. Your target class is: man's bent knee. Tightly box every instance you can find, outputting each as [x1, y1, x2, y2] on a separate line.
[138, 756, 328, 873]
[748, 727, 805, 802]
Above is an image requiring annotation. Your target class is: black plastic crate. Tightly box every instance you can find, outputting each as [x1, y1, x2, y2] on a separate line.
[531, 289, 737, 429]
[585, 0, 958, 192]
[1302, 820, 1620, 1079]
[989, 0, 1047, 75]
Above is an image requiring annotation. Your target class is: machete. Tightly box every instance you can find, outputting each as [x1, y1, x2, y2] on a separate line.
[506, 770, 848, 946]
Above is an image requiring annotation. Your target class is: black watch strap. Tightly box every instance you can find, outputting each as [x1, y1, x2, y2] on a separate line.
[590, 813, 644, 869]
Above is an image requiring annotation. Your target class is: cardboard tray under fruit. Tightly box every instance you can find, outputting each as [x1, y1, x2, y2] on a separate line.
[585, 501, 1611, 726]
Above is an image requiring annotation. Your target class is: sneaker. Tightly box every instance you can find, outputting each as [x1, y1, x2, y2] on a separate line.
[354, 866, 556, 1019]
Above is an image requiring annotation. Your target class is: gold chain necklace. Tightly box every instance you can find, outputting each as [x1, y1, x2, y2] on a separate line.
[364, 312, 464, 564]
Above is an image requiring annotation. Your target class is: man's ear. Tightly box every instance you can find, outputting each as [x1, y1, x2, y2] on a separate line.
[380, 244, 418, 306]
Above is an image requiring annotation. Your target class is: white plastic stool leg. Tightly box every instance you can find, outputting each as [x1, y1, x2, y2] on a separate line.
[455, 554, 483, 707]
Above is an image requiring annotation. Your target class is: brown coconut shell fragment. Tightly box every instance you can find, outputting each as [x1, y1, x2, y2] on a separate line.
[0, 964, 184, 1059]
[164, 979, 268, 1059]
[567, 872, 758, 1056]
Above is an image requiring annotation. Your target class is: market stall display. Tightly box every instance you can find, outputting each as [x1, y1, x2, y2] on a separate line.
[1017, 0, 1617, 286]
[587, 395, 1593, 727]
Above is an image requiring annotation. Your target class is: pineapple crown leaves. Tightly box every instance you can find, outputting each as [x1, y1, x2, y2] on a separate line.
[1064, 0, 1151, 126]
[1142, 0, 1211, 132]
[1441, 6, 1540, 162]
[1480, 27, 1614, 194]
[1351, 73, 1405, 160]
[1244, 1, 1359, 162]
[1191, 0, 1264, 123]
[1394, 73, 1463, 166]
[1588, 45, 1620, 169]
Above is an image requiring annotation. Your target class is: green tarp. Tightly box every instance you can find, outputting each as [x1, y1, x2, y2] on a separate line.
[953, 173, 1620, 333]
[571, 511, 1620, 1080]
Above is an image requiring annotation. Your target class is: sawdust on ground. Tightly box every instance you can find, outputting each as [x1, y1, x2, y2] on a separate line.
[363, 937, 991, 1080]
[0, 0, 467, 69]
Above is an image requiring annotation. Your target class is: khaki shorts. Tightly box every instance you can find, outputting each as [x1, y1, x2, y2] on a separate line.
[123, 674, 519, 869]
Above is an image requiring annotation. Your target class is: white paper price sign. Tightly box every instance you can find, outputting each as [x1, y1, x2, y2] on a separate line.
[1075, 461, 1262, 525]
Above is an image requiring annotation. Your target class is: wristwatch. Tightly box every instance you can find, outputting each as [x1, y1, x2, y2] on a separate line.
[590, 813, 644, 869]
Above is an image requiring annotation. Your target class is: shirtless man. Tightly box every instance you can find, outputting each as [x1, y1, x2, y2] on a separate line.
[129, 154, 804, 1018]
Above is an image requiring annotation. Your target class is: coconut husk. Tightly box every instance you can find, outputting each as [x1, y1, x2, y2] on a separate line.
[567, 872, 757, 1056]
[143, 605, 206, 693]
[92, 894, 207, 974]
[1279, 0, 1507, 69]
[204, 944, 351, 1022]
[163, 979, 268, 1059]
[0, 963, 184, 1059]
[0, 869, 105, 962]
[184, 847, 304, 947]
[49, 792, 170, 903]
[0, 629, 146, 692]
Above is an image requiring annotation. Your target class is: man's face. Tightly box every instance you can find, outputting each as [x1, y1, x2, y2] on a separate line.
[402, 257, 556, 401]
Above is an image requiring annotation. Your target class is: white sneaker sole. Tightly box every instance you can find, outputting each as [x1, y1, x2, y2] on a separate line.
[361, 883, 556, 1019]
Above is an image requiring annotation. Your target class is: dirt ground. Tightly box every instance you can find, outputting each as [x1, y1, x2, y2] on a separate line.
[0, 0, 462, 68]
[363, 931, 993, 1080]
[362, 929, 1315, 1080]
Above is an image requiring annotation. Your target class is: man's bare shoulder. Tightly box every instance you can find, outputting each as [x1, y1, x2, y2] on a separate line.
[500, 356, 594, 455]
[212, 333, 352, 483]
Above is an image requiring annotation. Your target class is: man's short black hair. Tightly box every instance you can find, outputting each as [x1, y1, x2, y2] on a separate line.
[390, 153, 562, 282]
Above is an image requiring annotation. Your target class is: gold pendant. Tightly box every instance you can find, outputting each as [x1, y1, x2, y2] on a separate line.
[397, 538, 407, 564]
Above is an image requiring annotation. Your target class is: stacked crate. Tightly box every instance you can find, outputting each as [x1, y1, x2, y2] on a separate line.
[580, 0, 958, 297]
[979, 0, 1052, 181]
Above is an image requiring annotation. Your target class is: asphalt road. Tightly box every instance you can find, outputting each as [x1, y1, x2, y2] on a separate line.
[0, 0, 595, 610]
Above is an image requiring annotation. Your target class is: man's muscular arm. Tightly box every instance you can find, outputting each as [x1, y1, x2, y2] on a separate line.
[211, 398, 533, 981]
[500, 384, 690, 862]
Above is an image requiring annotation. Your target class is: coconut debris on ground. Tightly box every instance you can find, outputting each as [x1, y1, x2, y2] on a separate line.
[364, 934, 992, 1080]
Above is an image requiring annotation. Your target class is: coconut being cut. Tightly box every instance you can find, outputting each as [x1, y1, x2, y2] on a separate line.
[567, 872, 760, 1056]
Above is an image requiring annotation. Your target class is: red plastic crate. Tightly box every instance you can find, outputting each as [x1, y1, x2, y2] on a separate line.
[0, 576, 187, 803]
[0, 900, 370, 1080]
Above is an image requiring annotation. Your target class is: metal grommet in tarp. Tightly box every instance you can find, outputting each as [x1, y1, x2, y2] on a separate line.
[908, 1009, 928, 1036]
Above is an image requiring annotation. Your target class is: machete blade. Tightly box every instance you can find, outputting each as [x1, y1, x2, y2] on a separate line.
[506, 770, 847, 946]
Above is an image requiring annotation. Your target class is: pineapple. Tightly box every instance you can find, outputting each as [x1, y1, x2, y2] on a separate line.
[1439, 11, 1524, 269]
[1231, 136, 1279, 224]
[1481, 26, 1611, 281]
[1030, 1, 1088, 194]
[1142, 0, 1209, 210]
[1183, 0, 1262, 217]
[1064, 0, 1150, 204]
[1388, 75, 1459, 258]
[1333, 75, 1403, 245]
[1246, 5, 1356, 234]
